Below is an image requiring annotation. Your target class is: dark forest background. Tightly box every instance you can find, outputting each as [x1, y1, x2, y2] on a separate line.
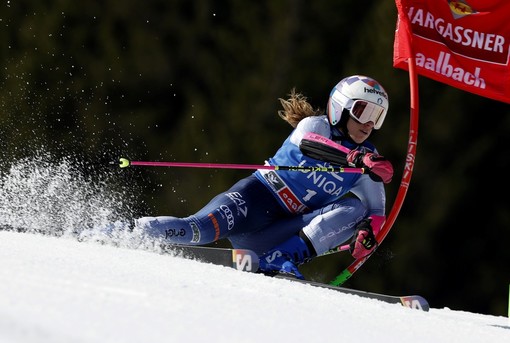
[1, 1, 509, 317]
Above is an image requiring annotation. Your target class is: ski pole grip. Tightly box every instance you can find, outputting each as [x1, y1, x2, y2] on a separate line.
[119, 158, 131, 168]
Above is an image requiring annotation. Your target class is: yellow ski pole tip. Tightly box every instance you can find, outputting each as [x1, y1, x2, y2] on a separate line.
[119, 158, 130, 168]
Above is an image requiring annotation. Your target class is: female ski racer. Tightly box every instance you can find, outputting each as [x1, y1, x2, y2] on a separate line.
[136, 75, 393, 279]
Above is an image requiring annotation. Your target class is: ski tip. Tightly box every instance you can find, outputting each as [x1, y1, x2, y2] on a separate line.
[400, 295, 430, 312]
[119, 158, 130, 168]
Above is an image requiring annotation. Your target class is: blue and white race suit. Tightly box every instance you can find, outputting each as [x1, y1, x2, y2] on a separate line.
[137, 115, 386, 256]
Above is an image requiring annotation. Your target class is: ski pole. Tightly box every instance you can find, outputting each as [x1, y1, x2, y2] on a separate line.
[118, 158, 365, 174]
[320, 244, 351, 257]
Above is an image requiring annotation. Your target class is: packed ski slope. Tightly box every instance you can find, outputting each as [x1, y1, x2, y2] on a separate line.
[0, 230, 508, 343]
[0, 156, 509, 342]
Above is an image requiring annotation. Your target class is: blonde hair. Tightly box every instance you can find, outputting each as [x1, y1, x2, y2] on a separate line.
[278, 88, 322, 128]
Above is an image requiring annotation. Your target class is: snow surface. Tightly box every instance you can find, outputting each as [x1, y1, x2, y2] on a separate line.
[0, 155, 509, 342]
[1, 230, 509, 343]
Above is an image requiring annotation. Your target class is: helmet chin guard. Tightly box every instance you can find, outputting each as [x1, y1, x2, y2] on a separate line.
[327, 75, 389, 130]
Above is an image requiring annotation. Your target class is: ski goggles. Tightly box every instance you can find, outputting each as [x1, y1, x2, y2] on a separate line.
[348, 99, 386, 129]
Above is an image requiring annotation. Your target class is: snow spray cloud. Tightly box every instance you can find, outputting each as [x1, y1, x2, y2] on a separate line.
[0, 152, 122, 234]
[0, 153, 166, 250]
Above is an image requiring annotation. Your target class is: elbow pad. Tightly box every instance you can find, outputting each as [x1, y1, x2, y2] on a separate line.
[299, 133, 348, 166]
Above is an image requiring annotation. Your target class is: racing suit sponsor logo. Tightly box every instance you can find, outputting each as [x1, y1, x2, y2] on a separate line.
[262, 170, 285, 191]
[262, 170, 307, 214]
[226, 192, 248, 217]
[305, 171, 343, 196]
[190, 222, 200, 243]
[219, 204, 235, 230]
[164, 222, 201, 243]
[277, 187, 307, 214]
[318, 215, 365, 244]
[165, 228, 186, 239]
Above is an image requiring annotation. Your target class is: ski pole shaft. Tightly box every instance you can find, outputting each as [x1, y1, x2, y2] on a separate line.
[118, 158, 364, 174]
[320, 244, 350, 257]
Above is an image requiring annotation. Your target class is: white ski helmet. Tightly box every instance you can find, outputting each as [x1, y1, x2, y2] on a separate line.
[327, 75, 389, 130]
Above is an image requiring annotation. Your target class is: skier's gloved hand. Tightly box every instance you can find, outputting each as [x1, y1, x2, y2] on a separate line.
[349, 219, 378, 259]
[347, 150, 393, 184]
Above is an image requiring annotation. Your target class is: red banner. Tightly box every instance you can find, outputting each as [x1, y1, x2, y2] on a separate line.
[394, 0, 510, 104]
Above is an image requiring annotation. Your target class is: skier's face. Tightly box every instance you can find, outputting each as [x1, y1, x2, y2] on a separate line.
[347, 117, 374, 144]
